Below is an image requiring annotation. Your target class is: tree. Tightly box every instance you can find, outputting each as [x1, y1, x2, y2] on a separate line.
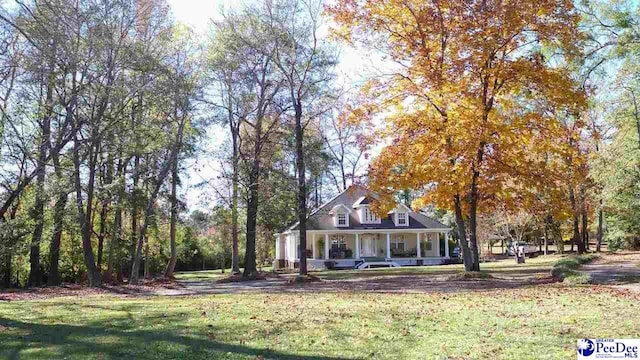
[320, 101, 370, 194]
[329, 0, 587, 271]
[267, 0, 337, 276]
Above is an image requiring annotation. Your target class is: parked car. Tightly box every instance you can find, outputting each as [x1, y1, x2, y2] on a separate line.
[506, 242, 538, 257]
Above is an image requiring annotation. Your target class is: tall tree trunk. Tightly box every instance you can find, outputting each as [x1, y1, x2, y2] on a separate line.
[96, 154, 113, 270]
[73, 133, 101, 287]
[130, 153, 140, 275]
[453, 195, 473, 271]
[568, 185, 585, 254]
[295, 102, 308, 276]
[3, 203, 20, 287]
[47, 153, 68, 286]
[164, 151, 179, 278]
[3, 251, 10, 288]
[466, 148, 483, 272]
[97, 200, 109, 270]
[227, 85, 240, 275]
[144, 235, 150, 279]
[243, 97, 264, 280]
[596, 201, 603, 252]
[581, 188, 589, 252]
[143, 159, 151, 280]
[28, 59, 55, 287]
[106, 159, 125, 283]
[243, 165, 259, 279]
[28, 140, 47, 287]
[543, 215, 550, 256]
[555, 221, 564, 254]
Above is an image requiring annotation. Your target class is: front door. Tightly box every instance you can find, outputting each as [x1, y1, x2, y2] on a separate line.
[360, 234, 376, 257]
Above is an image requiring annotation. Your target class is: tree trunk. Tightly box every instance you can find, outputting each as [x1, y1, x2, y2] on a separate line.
[130, 154, 139, 277]
[227, 85, 240, 275]
[106, 159, 125, 283]
[97, 200, 109, 270]
[295, 102, 308, 276]
[453, 195, 473, 271]
[580, 186, 589, 251]
[144, 158, 151, 280]
[28, 144, 46, 287]
[568, 185, 585, 254]
[47, 156, 68, 286]
[466, 149, 483, 272]
[543, 215, 549, 256]
[164, 152, 179, 278]
[555, 222, 564, 254]
[73, 133, 101, 287]
[3, 251, 10, 288]
[596, 201, 603, 252]
[243, 165, 259, 279]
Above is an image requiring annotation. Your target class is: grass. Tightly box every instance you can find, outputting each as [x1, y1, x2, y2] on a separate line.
[312, 255, 558, 281]
[174, 267, 273, 281]
[1, 286, 639, 359]
[551, 254, 597, 284]
[2, 255, 637, 359]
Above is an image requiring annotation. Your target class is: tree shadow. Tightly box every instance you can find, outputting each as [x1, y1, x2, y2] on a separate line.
[0, 318, 351, 360]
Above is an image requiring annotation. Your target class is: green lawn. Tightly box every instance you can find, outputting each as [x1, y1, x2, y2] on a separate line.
[1, 256, 638, 359]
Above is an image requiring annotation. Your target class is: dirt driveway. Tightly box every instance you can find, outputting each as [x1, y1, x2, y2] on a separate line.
[581, 252, 640, 292]
[159, 259, 557, 296]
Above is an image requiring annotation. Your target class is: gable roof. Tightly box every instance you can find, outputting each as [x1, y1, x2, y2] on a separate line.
[281, 185, 450, 233]
[352, 196, 371, 207]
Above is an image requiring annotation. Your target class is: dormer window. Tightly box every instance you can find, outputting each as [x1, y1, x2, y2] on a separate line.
[397, 212, 407, 226]
[330, 204, 351, 227]
[337, 213, 348, 227]
[362, 206, 381, 224]
[389, 204, 411, 227]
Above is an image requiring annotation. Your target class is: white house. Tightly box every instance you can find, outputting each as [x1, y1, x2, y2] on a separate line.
[274, 185, 452, 270]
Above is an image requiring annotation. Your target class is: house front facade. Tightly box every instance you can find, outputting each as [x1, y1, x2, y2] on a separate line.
[274, 186, 452, 270]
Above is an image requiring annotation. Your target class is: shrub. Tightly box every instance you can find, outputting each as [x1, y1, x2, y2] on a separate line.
[551, 254, 597, 283]
[606, 229, 640, 251]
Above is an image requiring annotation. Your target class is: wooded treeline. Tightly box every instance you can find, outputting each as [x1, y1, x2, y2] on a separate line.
[0, 0, 367, 287]
[1, 0, 639, 287]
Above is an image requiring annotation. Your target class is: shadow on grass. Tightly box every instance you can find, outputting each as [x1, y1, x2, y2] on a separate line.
[0, 318, 348, 360]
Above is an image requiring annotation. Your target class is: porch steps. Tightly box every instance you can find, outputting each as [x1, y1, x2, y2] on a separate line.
[356, 261, 400, 269]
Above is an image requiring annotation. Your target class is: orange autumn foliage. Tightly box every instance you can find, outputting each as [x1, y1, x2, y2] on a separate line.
[328, 0, 588, 270]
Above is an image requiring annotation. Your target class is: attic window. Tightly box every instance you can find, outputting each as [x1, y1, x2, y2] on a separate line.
[362, 206, 380, 224]
[337, 213, 348, 227]
[397, 212, 407, 226]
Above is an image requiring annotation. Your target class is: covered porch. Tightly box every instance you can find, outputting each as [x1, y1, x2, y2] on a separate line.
[276, 230, 451, 270]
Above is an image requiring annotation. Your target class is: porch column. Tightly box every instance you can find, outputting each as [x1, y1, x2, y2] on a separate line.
[444, 231, 450, 258]
[324, 233, 330, 260]
[416, 233, 422, 258]
[386, 233, 391, 258]
[355, 233, 360, 259]
[312, 233, 317, 259]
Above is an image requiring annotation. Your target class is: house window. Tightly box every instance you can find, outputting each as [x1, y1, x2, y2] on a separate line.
[424, 236, 432, 251]
[330, 235, 351, 259]
[391, 236, 405, 251]
[337, 213, 347, 227]
[397, 212, 407, 226]
[331, 235, 347, 249]
[363, 206, 380, 223]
